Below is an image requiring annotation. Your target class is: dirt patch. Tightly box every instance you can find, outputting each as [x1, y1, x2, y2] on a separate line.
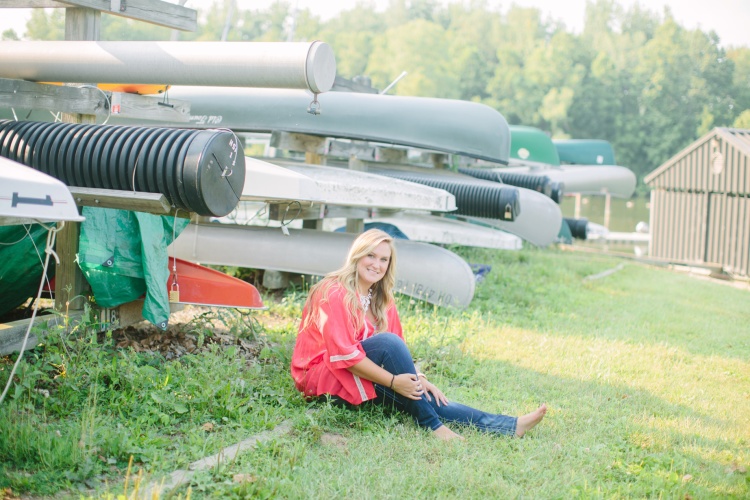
[110, 305, 263, 362]
[320, 432, 348, 450]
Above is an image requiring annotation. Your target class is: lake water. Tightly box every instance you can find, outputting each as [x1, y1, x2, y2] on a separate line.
[559, 195, 650, 233]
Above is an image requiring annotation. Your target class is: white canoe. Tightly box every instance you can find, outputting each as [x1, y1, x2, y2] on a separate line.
[0, 157, 84, 226]
[455, 186, 562, 247]
[501, 163, 636, 199]
[0, 41, 336, 93]
[359, 164, 561, 247]
[171, 223, 476, 308]
[267, 160, 457, 212]
[241, 156, 324, 203]
[369, 211, 522, 250]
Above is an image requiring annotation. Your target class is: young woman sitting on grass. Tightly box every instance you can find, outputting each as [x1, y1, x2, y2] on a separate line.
[291, 229, 547, 441]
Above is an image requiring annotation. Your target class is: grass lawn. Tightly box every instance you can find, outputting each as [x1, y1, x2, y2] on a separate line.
[1, 247, 748, 498]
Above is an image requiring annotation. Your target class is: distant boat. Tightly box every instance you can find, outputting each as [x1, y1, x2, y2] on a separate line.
[554, 139, 616, 166]
[171, 224, 476, 308]
[500, 162, 636, 199]
[502, 127, 633, 198]
[509, 125, 561, 165]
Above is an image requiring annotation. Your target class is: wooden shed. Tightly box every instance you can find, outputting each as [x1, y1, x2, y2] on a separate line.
[644, 128, 750, 276]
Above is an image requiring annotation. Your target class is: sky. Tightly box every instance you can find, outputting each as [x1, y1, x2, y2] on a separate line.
[1, 0, 749, 48]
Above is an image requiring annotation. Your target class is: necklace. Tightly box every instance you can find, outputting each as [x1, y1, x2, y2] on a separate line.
[359, 288, 373, 313]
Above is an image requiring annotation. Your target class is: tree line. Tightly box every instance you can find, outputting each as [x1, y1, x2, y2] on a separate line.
[6, 0, 750, 183]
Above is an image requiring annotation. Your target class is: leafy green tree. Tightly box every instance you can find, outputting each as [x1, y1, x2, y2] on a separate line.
[316, 3, 385, 78]
[484, 6, 551, 125]
[727, 47, 750, 118]
[2, 29, 19, 41]
[25, 8, 65, 40]
[366, 18, 458, 98]
[100, 16, 173, 40]
[733, 109, 750, 129]
[442, 1, 502, 102]
[530, 31, 588, 134]
[16, 0, 750, 184]
[626, 17, 735, 176]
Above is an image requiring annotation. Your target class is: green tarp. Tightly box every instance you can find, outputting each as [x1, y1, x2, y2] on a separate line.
[78, 207, 189, 329]
[0, 224, 54, 317]
[557, 218, 573, 245]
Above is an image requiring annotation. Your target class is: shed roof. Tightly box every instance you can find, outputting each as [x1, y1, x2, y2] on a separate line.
[643, 127, 750, 190]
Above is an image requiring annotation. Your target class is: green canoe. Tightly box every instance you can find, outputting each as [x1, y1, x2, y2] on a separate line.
[553, 139, 616, 165]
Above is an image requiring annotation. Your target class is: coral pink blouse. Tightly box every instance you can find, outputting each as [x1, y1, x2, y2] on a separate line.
[291, 281, 403, 405]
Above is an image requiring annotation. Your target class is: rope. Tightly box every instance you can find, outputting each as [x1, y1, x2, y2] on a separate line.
[0, 222, 63, 405]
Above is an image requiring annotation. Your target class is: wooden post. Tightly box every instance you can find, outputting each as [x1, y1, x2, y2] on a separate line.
[64, 7, 101, 41]
[348, 156, 365, 171]
[603, 192, 611, 229]
[302, 148, 325, 229]
[345, 155, 365, 233]
[574, 193, 581, 220]
[305, 151, 324, 165]
[54, 7, 100, 311]
[302, 220, 322, 230]
[345, 219, 364, 233]
[430, 153, 447, 170]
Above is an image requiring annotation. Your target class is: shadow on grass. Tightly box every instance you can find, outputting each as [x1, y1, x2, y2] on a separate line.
[437, 357, 748, 497]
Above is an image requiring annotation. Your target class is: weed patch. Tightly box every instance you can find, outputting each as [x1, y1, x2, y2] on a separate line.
[1, 249, 748, 498]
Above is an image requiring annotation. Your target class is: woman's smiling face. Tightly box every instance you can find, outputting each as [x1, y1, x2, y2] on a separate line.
[357, 241, 391, 291]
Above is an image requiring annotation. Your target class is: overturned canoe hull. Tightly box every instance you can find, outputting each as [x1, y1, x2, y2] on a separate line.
[509, 125, 561, 165]
[501, 164, 636, 199]
[171, 224, 475, 308]
[169, 258, 264, 309]
[554, 139, 616, 166]
[105, 86, 511, 163]
[452, 183, 562, 247]
[0, 157, 84, 225]
[369, 211, 522, 250]
[266, 160, 457, 212]
[360, 164, 561, 247]
[241, 156, 324, 204]
[0, 41, 336, 93]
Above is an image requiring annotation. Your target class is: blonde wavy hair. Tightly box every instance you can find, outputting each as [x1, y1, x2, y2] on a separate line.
[302, 229, 398, 333]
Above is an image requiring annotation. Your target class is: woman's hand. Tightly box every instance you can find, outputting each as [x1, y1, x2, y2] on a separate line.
[391, 373, 423, 400]
[421, 379, 449, 407]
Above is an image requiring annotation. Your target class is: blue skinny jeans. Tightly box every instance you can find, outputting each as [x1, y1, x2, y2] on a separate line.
[359, 332, 518, 436]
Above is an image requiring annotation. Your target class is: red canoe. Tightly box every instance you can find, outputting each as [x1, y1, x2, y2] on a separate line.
[44, 259, 265, 310]
[168, 258, 264, 309]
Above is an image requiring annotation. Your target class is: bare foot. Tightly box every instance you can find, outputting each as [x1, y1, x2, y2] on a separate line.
[433, 424, 464, 441]
[515, 404, 548, 438]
